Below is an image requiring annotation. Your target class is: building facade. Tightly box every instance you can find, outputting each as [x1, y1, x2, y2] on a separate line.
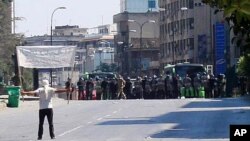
[113, 12, 160, 77]
[159, 0, 230, 74]
[23, 24, 116, 85]
[53, 25, 88, 36]
[78, 34, 115, 73]
[120, 0, 158, 13]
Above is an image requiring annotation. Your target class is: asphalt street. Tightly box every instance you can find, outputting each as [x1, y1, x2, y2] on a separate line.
[1, 97, 250, 141]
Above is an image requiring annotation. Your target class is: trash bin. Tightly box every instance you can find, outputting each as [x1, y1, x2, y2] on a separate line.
[199, 87, 205, 98]
[180, 87, 185, 97]
[6, 86, 21, 108]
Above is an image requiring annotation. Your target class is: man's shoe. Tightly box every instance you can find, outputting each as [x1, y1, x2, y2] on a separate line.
[51, 136, 56, 139]
[37, 137, 42, 140]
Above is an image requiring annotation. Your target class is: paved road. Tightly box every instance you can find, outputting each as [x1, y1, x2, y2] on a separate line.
[0, 97, 250, 141]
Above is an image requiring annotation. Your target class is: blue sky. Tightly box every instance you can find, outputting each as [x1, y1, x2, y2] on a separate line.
[15, 0, 120, 37]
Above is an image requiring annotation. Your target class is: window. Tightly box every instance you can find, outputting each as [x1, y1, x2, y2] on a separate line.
[189, 38, 194, 49]
[188, 0, 194, 9]
[188, 18, 194, 30]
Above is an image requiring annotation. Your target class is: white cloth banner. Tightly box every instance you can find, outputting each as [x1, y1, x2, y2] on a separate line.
[16, 46, 76, 68]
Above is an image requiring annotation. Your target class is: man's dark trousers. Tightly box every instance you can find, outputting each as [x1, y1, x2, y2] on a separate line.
[38, 108, 55, 139]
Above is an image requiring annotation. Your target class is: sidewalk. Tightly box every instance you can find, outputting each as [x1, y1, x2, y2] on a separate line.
[0, 95, 40, 110]
[0, 95, 40, 101]
[0, 100, 6, 110]
[0, 94, 68, 111]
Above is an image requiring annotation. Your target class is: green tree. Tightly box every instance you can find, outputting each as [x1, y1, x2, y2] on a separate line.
[238, 54, 250, 77]
[0, 1, 28, 85]
[202, 0, 250, 54]
[202, 0, 250, 71]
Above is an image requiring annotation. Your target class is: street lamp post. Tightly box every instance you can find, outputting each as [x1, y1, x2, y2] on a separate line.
[117, 41, 124, 74]
[50, 7, 66, 46]
[128, 19, 155, 76]
[50, 7, 66, 86]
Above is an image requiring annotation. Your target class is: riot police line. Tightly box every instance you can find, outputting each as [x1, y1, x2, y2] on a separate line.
[65, 72, 230, 100]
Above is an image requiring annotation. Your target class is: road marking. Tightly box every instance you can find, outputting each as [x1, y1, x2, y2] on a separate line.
[58, 125, 83, 137]
[87, 121, 92, 124]
[105, 114, 111, 117]
[97, 117, 103, 121]
[113, 111, 117, 114]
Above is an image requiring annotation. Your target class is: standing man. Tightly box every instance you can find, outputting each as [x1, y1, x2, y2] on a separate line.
[95, 77, 102, 100]
[164, 73, 172, 99]
[208, 74, 216, 98]
[117, 75, 126, 99]
[101, 78, 109, 100]
[77, 77, 85, 100]
[124, 77, 133, 99]
[183, 74, 192, 98]
[109, 78, 117, 99]
[21, 79, 70, 140]
[86, 78, 94, 100]
[193, 73, 201, 98]
[172, 74, 180, 99]
[65, 78, 74, 100]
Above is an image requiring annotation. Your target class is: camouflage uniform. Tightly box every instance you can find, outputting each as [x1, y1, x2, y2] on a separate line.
[156, 77, 165, 99]
[164, 75, 172, 99]
[117, 75, 126, 99]
[134, 77, 143, 99]
[183, 74, 192, 98]
[193, 74, 201, 98]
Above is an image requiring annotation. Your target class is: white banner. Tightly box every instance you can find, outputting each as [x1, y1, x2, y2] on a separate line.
[16, 46, 76, 68]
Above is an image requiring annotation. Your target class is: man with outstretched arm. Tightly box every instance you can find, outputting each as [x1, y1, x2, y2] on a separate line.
[21, 79, 70, 140]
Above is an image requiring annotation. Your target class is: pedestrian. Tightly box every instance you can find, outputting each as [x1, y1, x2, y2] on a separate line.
[117, 75, 126, 99]
[77, 77, 85, 100]
[65, 78, 74, 100]
[156, 76, 165, 99]
[21, 79, 70, 140]
[150, 75, 158, 99]
[164, 73, 172, 99]
[95, 77, 102, 100]
[86, 78, 94, 100]
[134, 77, 143, 99]
[208, 74, 216, 98]
[193, 73, 201, 98]
[124, 77, 133, 99]
[101, 78, 109, 100]
[183, 74, 192, 98]
[109, 78, 118, 99]
[172, 74, 180, 99]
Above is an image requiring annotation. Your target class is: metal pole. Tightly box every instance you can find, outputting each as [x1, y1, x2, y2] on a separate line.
[173, 27, 175, 64]
[50, 7, 66, 86]
[139, 25, 142, 76]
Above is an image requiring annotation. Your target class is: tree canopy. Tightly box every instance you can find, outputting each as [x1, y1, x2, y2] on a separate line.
[202, 0, 250, 53]
[202, 0, 250, 78]
[0, 1, 24, 84]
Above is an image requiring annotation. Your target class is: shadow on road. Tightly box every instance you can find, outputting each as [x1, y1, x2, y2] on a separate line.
[96, 97, 250, 140]
[182, 97, 250, 108]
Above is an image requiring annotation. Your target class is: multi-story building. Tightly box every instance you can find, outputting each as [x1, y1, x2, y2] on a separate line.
[113, 12, 160, 77]
[23, 24, 116, 86]
[120, 0, 159, 13]
[78, 34, 115, 73]
[159, 0, 232, 75]
[53, 25, 88, 36]
[78, 24, 116, 73]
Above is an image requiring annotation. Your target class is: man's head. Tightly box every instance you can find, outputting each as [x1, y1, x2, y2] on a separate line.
[42, 79, 49, 87]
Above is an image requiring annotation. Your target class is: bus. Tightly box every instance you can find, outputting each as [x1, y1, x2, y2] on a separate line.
[164, 63, 207, 79]
[82, 72, 116, 80]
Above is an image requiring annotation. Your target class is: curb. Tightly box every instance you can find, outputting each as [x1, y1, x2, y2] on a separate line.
[0, 95, 39, 101]
[0, 101, 7, 110]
